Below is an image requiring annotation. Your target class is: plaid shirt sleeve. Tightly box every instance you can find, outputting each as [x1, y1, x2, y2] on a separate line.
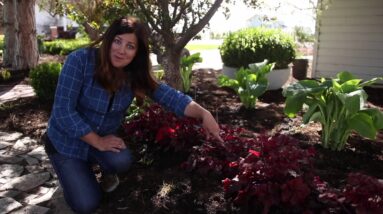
[152, 83, 192, 116]
[51, 51, 93, 138]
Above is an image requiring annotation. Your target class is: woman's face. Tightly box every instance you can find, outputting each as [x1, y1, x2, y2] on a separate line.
[110, 33, 138, 69]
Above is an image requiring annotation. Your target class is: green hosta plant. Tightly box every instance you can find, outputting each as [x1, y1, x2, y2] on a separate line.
[283, 71, 383, 151]
[218, 60, 275, 109]
[180, 52, 202, 92]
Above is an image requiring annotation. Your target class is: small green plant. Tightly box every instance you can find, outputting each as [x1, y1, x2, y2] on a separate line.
[218, 60, 275, 109]
[153, 69, 164, 80]
[180, 52, 202, 93]
[0, 69, 11, 81]
[0, 35, 4, 51]
[125, 98, 152, 122]
[283, 71, 383, 151]
[29, 62, 62, 103]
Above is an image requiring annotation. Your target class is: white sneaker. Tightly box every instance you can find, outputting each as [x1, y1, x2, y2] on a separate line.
[100, 174, 120, 193]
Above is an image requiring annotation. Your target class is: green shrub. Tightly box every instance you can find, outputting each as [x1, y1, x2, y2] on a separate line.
[30, 62, 62, 103]
[219, 27, 296, 69]
[43, 38, 90, 55]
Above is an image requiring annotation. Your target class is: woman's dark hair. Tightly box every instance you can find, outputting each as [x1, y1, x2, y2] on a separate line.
[91, 16, 157, 103]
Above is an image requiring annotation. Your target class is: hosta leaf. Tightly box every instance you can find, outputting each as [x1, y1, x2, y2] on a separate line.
[347, 113, 377, 139]
[284, 95, 305, 117]
[302, 103, 320, 124]
[282, 80, 322, 97]
[337, 71, 357, 83]
[218, 75, 239, 89]
[248, 83, 267, 97]
[247, 73, 257, 82]
[340, 79, 362, 93]
[332, 79, 341, 91]
[343, 92, 361, 114]
[359, 76, 383, 87]
[309, 111, 322, 123]
[360, 109, 383, 129]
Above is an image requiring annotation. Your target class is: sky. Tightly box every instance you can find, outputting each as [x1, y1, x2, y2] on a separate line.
[209, 0, 317, 33]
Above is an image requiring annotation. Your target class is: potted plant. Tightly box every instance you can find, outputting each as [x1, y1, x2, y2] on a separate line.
[219, 27, 296, 90]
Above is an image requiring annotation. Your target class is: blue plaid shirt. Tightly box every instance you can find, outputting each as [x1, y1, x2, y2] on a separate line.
[47, 48, 192, 160]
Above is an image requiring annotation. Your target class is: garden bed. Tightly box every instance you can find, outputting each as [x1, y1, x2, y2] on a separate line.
[0, 68, 382, 213]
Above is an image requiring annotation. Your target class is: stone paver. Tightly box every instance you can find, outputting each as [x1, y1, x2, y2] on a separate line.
[0, 131, 70, 213]
[0, 84, 35, 104]
[0, 197, 22, 213]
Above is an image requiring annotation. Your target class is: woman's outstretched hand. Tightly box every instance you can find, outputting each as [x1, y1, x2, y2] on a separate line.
[184, 101, 223, 143]
[201, 110, 224, 143]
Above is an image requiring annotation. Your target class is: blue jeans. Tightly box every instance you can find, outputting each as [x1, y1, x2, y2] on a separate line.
[47, 146, 133, 214]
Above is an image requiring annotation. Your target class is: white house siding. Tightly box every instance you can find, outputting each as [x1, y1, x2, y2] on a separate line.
[313, 0, 383, 84]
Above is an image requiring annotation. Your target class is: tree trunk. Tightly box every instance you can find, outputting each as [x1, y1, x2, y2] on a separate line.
[3, 0, 16, 67]
[83, 22, 101, 41]
[162, 48, 183, 90]
[13, 0, 39, 70]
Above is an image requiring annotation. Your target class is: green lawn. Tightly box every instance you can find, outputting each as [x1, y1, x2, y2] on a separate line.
[185, 43, 220, 51]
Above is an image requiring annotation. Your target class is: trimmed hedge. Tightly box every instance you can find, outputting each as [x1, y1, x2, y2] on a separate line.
[219, 27, 296, 69]
[43, 38, 90, 55]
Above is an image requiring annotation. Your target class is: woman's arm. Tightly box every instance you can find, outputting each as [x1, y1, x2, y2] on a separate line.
[184, 101, 223, 142]
[51, 51, 93, 138]
[151, 83, 223, 142]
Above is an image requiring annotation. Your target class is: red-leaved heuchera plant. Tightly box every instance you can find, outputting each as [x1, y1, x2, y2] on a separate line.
[343, 173, 383, 213]
[124, 104, 205, 153]
[123, 104, 383, 213]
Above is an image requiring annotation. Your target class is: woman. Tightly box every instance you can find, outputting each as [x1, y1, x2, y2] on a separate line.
[44, 16, 223, 213]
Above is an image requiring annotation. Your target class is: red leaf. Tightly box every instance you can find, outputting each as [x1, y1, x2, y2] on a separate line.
[155, 127, 176, 142]
[222, 178, 232, 191]
[249, 149, 260, 157]
[228, 161, 238, 168]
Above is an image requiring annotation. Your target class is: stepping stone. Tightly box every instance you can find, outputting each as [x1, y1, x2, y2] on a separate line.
[22, 155, 39, 165]
[0, 132, 23, 142]
[0, 164, 24, 178]
[27, 146, 47, 161]
[0, 197, 22, 213]
[0, 141, 12, 149]
[0, 172, 50, 191]
[11, 137, 37, 155]
[0, 190, 21, 198]
[23, 186, 57, 205]
[0, 155, 23, 164]
[10, 205, 49, 214]
[25, 165, 45, 174]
